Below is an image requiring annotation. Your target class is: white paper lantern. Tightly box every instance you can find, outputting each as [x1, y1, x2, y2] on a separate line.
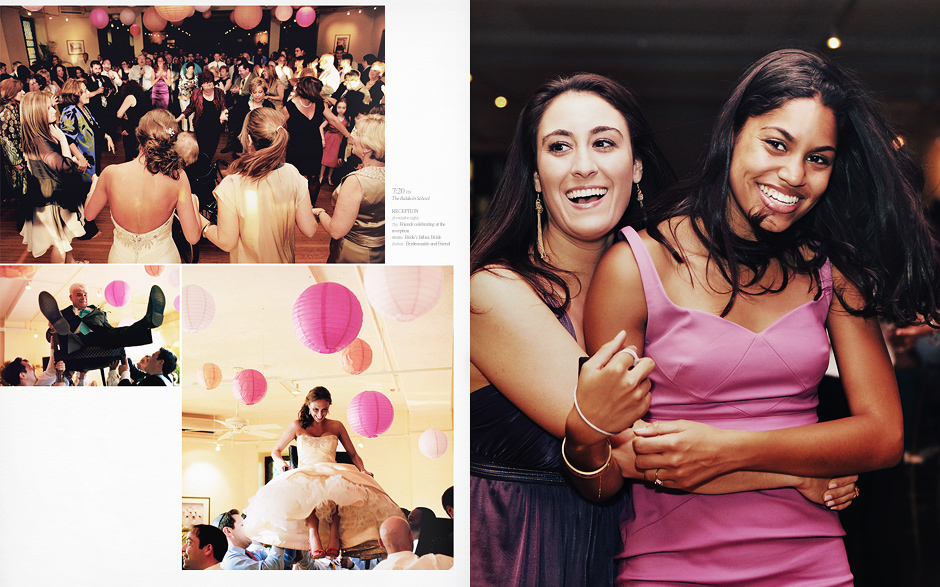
[364, 266, 444, 321]
[273, 6, 293, 22]
[182, 284, 215, 333]
[419, 428, 448, 458]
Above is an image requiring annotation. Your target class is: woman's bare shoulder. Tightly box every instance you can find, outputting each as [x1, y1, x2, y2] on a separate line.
[470, 266, 540, 312]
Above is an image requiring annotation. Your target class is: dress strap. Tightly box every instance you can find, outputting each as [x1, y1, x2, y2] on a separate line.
[619, 227, 672, 315]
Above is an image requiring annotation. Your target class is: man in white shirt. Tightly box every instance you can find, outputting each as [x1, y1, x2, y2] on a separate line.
[129, 53, 153, 96]
[218, 509, 291, 570]
[183, 524, 227, 570]
[372, 516, 454, 570]
[1, 337, 63, 386]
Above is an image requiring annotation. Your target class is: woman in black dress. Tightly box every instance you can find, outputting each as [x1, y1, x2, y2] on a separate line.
[282, 75, 350, 202]
[115, 80, 148, 161]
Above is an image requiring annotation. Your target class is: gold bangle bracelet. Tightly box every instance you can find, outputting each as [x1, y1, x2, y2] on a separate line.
[561, 437, 612, 479]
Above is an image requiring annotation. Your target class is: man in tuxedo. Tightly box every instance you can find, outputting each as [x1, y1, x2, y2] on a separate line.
[39, 283, 165, 354]
[221, 60, 255, 155]
[117, 347, 177, 386]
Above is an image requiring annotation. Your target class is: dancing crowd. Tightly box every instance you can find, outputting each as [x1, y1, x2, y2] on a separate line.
[1, 44, 387, 264]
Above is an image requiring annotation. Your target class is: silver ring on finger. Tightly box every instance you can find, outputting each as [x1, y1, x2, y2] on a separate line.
[616, 348, 640, 369]
[654, 469, 664, 486]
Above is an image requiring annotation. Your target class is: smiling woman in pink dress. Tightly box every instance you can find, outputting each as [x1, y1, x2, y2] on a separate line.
[570, 49, 940, 586]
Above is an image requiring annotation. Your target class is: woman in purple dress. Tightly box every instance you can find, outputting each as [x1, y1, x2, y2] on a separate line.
[573, 49, 939, 585]
[470, 74, 676, 586]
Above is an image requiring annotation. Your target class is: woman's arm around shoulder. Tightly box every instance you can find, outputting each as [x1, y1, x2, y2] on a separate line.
[470, 266, 589, 438]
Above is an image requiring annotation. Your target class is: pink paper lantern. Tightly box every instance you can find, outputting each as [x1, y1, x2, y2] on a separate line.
[197, 362, 222, 390]
[273, 6, 293, 22]
[0, 265, 38, 278]
[364, 266, 444, 321]
[347, 391, 394, 438]
[232, 369, 267, 405]
[89, 8, 109, 29]
[155, 6, 193, 22]
[119, 8, 137, 26]
[104, 280, 132, 307]
[291, 282, 362, 354]
[173, 295, 180, 312]
[419, 428, 448, 459]
[202, 10, 211, 19]
[340, 338, 372, 374]
[233, 5, 262, 30]
[229, 10, 237, 24]
[143, 7, 167, 32]
[193, 5, 211, 12]
[22, 6, 44, 11]
[168, 268, 180, 287]
[296, 6, 316, 27]
[144, 265, 164, 277]
[130, 23, 141, 36]
[182, 284, 215, 333]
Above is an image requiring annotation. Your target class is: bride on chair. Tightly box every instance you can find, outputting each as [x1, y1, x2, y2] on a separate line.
[243, 386, 405, 559]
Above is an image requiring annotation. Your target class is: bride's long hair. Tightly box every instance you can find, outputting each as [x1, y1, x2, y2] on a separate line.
[298, 386, 332, 428]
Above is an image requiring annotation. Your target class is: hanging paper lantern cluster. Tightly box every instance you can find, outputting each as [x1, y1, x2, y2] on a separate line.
[364, 266, 444, 321]
[198, 362, 222, 390]
[347, 391, 394, 438]
[104, 280, 132, 307]
[419, 428, 448, 459]
[89, 8, 109, 29]
[182, 284, 215, 333]
[233, 5, 262, 29]
[120, 8, 137, 26]
[340, 338, 372, 374]
[130, 24, 141, 37]
[232, 368, 267, 405]
[296, 6, 316, 27]
[273, 6, 293, 22]
[143, 7, 167, 32]
[292, 282, 362, 353]
[144, 265, 164, 277]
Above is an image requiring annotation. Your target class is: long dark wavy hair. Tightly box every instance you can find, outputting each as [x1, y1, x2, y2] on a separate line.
[298, 386, 332, 429]
[471, 73, 676, 317]
[646, 49, 940, 326]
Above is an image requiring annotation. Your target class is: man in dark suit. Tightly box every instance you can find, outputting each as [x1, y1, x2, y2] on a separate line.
[117, 347, 177, 386]
[39, 283, 165, 354]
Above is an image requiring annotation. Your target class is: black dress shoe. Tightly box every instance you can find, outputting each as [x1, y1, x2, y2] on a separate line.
[39, 291, 71, 335]
[145, 285, 166, 328]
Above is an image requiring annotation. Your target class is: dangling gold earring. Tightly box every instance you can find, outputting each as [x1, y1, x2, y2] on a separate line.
[636, 184, 645, 209]
[535, 192, 547, 261]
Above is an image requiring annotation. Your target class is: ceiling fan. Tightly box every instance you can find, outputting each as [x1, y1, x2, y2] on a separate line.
[215, 417, 281, 441]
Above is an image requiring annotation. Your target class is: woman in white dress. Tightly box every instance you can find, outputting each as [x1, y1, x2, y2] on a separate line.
[85, 109, 202, 263]
[18, 91, 85, 262]
[243, 387, 405, 559]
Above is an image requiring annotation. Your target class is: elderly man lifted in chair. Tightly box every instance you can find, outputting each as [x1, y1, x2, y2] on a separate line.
[39, 283, 165, 354]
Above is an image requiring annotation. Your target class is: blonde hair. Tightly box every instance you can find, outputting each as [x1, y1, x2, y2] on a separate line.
[353, 113, 385, 163]
[175, 132, 199, 167]
[19, 91, 57, 158]
[248, 77, 267, 95]
[136, 109, 185, 179]
[230, 107, 289, 180]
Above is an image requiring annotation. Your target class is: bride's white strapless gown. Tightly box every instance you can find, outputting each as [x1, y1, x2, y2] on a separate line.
[108, 215, 180, 263]
[243, 434, 404, 551]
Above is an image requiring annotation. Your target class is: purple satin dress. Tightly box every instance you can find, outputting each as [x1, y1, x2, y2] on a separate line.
[616, 227, 852, 586]
[471, 312, 627, 587]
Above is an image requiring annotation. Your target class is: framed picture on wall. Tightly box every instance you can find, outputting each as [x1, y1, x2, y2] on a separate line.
[182, 497, 210, 528]
[334, 34, 350, 51]
[66, 40, 84, 55]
